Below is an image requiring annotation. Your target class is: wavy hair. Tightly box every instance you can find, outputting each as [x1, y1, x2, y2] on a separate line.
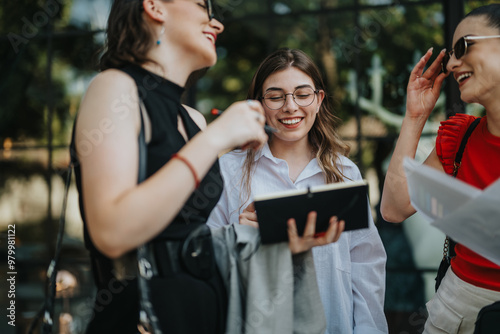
[241, 48, 350, 202]
[99, 0, 167, 71]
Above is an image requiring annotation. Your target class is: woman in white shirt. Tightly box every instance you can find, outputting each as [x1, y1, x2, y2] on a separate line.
[208, 48, 388, 334]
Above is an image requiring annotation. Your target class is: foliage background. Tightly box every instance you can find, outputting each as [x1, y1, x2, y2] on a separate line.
[0, 0, 497, 333]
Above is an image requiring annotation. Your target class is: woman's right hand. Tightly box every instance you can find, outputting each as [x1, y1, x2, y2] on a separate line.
[381, 48, 450, 223]
[406, 48, 449, 120]
[206, 100, 268, 152]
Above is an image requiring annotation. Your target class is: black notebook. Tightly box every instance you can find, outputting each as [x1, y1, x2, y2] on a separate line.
[254, 180, 370, 244]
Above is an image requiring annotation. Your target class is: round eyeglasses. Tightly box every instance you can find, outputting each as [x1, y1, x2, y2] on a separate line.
[259, 87, 320, 110]
[442, 35, 500, 73]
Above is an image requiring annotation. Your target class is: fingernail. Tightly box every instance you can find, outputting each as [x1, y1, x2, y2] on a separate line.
[428, 47, 434, 52]
[441, 48, 447, 53]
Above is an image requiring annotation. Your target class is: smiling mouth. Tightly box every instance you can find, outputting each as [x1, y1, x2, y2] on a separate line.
[457, 72, 472, 83]
[204, 33, 216, 44]
[279, 118, 302, 125]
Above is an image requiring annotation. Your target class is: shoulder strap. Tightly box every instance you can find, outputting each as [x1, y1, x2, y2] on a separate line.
[453, 117, 481, 177]
[138, 103, 148, 184]
[447, 116, 481, 258]
[136, 102, 164, 334]
[28, 165, 73, 334]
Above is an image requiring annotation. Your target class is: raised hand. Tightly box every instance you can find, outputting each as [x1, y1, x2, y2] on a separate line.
[287, 212, 345, 255]
[406, 48, 450, 120]
[239, 202, 259, 228]
[206, 100, 268, 152]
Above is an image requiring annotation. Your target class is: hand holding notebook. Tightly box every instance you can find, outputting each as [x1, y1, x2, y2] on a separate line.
[253, 180, 370, 244]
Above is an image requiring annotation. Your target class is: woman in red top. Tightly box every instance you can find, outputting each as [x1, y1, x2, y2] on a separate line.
[381, 4, 500, 333]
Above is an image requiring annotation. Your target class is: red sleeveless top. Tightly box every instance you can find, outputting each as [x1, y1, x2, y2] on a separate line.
[436, 113, 500, 291]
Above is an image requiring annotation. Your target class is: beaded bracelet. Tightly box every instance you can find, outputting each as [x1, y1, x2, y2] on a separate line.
[171, 153, 200, 189]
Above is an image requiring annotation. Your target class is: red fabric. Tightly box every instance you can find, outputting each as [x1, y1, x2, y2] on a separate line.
[436, 114, 500, 291]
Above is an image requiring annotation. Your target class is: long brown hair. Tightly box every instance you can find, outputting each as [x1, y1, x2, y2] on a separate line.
[242, 48, 350, 200]
[100, 0, 166, 71]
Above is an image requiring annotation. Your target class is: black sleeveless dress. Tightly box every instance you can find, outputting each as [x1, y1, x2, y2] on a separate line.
[70, 64, 227, 333]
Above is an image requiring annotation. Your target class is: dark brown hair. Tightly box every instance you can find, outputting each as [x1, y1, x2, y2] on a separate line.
[100, 0, 166, 71]
[465, 4, 500, 31]
[241, 48, 350, 201]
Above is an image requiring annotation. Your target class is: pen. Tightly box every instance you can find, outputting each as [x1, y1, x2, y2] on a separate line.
[210, 108, 279, 136]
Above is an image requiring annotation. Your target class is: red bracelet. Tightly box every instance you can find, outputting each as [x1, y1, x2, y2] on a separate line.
[171, 153, 200, 189]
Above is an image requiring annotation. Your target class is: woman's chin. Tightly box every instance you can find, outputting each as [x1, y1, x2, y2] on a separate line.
[460, 85, 493, 106]
[195, 56, 217, 71]
[459, 89, 479, 105]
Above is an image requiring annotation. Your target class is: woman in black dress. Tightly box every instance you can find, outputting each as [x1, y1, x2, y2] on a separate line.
[71, 1, 343, 333]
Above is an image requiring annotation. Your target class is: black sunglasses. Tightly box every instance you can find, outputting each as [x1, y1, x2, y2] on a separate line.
[205, 0, 214, 21]
[137, 1, 214, 20]
[442, 35, 500, 73]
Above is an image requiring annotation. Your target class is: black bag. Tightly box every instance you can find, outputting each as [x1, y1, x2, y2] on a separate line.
[434, 117, 481, 292]
[434, 237, 456, 291]
[474, 301, 500, 334]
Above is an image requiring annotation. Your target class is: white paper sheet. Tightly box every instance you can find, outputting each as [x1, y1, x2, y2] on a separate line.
[403, 157, 500, 266]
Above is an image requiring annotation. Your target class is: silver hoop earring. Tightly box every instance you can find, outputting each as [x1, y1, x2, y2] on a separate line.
[157, 26, 165, 45]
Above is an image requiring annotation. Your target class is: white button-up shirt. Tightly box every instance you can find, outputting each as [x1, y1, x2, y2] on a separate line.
[207, 143, 388, 334]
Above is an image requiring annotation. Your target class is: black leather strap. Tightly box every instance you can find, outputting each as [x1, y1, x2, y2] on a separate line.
[136, 101, 164, 334]
[453, 117, 481, 177]
[436, 116, 481, 291]
[448, 117, 481, 257]
[28, 164, 73, 334]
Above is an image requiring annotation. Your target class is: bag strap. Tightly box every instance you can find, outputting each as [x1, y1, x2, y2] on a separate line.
[137, 100, 148, 184]
[136, 101, 163, 334]
[28, 164, 73, 334]
[452, 117, 481, 177]
[443, 116, 481, 260]
[29, 100, 161, 334]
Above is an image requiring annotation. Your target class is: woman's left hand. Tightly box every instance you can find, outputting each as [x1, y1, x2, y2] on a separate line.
[287, 212, 344, 254]
[239, 202, 259, 228]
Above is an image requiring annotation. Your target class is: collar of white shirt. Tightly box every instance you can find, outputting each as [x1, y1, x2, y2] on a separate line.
[253, 142, 324, 183]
